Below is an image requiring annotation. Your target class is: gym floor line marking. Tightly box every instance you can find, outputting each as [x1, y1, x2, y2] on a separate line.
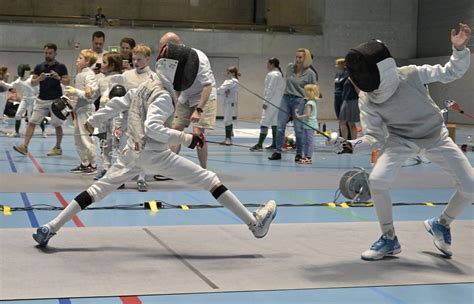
[143, 227, 219, 290]
[27, 151, 85, 227]
[5, 151, 40, 228]
[279, 191, 372, 222]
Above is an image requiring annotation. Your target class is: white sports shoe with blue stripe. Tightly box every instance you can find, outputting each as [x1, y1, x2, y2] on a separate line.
[361, 234, 401, 261]
[424, 217, 452, 257]
[250, 200, 277, 238]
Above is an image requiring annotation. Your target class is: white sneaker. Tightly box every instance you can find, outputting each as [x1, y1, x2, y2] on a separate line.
[249, 200, 277, 238]
[8, 132, 20, 138]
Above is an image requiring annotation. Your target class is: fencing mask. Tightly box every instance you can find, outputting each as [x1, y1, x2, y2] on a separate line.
[51, 96, 73, 120]
[109, 84, 127, 99]
[345, 40, 392, 92]
[156, 43, 199, 92]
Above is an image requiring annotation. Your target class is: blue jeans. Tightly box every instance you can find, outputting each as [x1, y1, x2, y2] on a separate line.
[302, 128, 314, 157]
[276, 95, 304, 155]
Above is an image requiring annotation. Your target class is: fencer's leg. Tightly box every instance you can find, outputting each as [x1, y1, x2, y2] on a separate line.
[250, 126, 267, 150]
[33, 148, 142, 246]
[154, 150, 277, 237]
[422, 137, 474, 256]
[14, 120, 21, 134]
[369, 148, 408, 237]
[271, 125, 278, 147]
[361, 145, 410, 260]
[425, 137, 473, 224]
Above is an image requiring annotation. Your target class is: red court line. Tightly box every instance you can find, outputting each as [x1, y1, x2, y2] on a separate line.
[27, 152, 85, 227]
[27, 152, 142, 303]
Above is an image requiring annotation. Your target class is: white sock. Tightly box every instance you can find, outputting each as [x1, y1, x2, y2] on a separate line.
[216, 191, 256, 226]
[46, 200, 82, 233]
[438, 190, 471, 227]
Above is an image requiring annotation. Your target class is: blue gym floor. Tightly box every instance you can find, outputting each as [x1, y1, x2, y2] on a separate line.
[1, 119, 473, 304]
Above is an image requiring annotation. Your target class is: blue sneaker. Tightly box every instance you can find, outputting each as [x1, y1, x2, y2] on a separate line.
[32, 226, 56, 247]
[250, 200, 277, 238]
[424, 217, 452, 257]
[361, 235, 401, 261]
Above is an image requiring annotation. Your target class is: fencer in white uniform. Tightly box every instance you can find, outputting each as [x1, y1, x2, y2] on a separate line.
[0, 67, 12, 122]
[64, 49, 99, 174]
[216, 66, 240, 145]
[32, 44, 277, 247]
[95, 53, 125, 180]
[250, 58, 286, 151]
[334, 23, 472, 260]
[9, 65, 41, 137]
[120, 43, 156, 191]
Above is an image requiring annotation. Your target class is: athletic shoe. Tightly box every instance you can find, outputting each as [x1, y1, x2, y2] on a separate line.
[249, 144, 263, 152]
[46, 146, 62, 156]
[268, 152, 281, 160]
[294, 154, 303, 162]
[153, 174, 173, 181]
[32, 225, 56, 247]
[220, 138, 232, 145]
[70, 164, 88, 173]
[13, 144, 28, 155]
[94, 169, 107, 180]
[265, 144, 276, 150]
[361, 235, 401, 261]
[8, 132, 20, 138]
[137, 179, 148, 192]
[424, 217, 452, 257]
[82, 165, 97, 175]
[249, 200, 277, 238]
[42, 131, 48, 138]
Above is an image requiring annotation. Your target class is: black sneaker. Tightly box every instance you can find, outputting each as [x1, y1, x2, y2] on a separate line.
[249, 144, 263, 152]
[294, 154, 303, 162]
[268, 152, 281, 160]
[265, 144, 276, 150]
[82, 165, 97, 175]
[70, 164, 88, 173]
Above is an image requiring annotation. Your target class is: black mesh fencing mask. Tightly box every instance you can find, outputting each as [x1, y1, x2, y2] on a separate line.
[345, 40, 392, 92]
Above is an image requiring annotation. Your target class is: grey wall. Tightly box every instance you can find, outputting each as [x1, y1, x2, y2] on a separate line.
[417, 0, 474, 57]
[2, 0, 471, 125]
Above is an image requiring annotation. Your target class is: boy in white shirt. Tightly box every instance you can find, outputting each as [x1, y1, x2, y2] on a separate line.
[64, 49, 99, 174]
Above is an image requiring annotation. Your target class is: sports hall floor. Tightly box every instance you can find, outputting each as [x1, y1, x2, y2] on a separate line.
[0, 119, 473, 304]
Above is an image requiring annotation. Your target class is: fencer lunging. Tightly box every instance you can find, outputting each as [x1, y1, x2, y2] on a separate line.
[32, 44, 277, 248]
[334, 23, 472, 260]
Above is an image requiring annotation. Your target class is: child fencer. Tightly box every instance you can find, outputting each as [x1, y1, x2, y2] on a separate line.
[95, 52, 125, 180]
[64, 49, 99, 175]
[250, 58, 286, 151]
[217, 66, 240, 145]
[32, 43, 277, 247]
[120, 43, 157, 191]
[0, 65, 12, 122]
[334, 23, 472, 260]
[8, 64, 47, 138]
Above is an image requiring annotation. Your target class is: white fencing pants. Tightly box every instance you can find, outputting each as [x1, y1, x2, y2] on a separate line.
[88, 147, 220, 202]
[369, 135, 473, 234]
[74, 105, 96, 166]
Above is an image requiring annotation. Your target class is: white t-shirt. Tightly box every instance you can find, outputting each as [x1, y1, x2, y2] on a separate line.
[178, 48, 217, 107]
